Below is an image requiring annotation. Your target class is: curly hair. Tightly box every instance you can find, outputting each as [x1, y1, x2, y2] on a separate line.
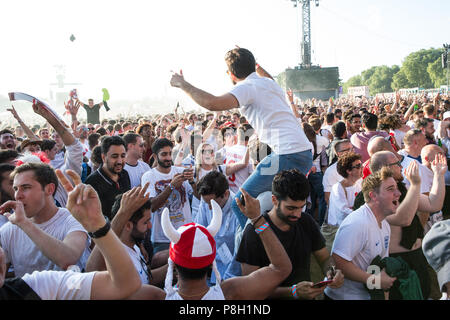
[378, 114, 402, 130]
[337, 152, 361, 178]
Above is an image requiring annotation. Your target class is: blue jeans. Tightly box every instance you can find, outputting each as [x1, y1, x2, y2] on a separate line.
[231, 150, 313, 229]
[307, 171, 327, 226]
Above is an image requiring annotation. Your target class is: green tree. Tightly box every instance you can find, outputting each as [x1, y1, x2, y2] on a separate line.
[343, 74, 362, 94]
[367, 65, 400, 94]
[400, 48, 443, 88]
[427, 56, 447, 88]
[391, 68, 410, 90]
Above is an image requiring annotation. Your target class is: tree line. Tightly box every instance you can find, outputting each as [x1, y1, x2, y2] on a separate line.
[342, 48, 447, 95]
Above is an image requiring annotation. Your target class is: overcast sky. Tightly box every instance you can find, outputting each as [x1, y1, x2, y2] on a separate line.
[1, 0, 448, 112]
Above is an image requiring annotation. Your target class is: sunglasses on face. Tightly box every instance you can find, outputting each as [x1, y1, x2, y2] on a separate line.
[387, 161, 402, 168]
[351, 163, 362, 169]
[202, 149, 214, 154]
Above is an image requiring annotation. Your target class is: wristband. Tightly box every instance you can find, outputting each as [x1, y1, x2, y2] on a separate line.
[291, 284, 298, 299]
[255, 222, 269, 234]
[168, 183, 175, 191]
[250, 215, 263, 226]
[88, 219, 110, 239]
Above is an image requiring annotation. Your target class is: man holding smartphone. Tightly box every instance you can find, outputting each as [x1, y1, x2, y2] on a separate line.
[141, 138, 196, 254]
[236, 169, 344, 300]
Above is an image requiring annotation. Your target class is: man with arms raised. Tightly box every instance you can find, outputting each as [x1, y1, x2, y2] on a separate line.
[170, 47, 313, 229]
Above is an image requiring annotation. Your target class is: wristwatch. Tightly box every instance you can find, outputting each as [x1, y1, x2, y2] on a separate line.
[88, 218, 111, 239]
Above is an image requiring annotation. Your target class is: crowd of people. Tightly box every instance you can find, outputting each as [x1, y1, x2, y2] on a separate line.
[0, 47, 449, 301]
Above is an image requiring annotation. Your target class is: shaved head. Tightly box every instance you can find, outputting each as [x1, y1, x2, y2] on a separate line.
[367, 136, 394, 156]
[421, 144, 445, 169]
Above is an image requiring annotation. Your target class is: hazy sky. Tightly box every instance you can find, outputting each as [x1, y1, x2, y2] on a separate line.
[1, 0, 448, 111]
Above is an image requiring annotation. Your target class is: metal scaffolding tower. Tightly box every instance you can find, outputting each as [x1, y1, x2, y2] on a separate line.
[291, 0, 319, 68]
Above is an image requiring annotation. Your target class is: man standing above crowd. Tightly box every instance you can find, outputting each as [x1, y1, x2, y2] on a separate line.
[123, 133, 150, 188]
[170, 47, 313, 229]
[76, 98, 110, 125]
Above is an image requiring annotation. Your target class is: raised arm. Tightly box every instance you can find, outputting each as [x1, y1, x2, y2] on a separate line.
[32, 100, 75, 146]
[287, 89, 301, 119]
[56, 169, 141, 300]
[225, 147, 250, 176]
[86, 184, 150, 272]
[386, 161, 421, 226]
[221, 189, 292, 300]
[170, 71, 239, 112]
[7, 105, 39, 140]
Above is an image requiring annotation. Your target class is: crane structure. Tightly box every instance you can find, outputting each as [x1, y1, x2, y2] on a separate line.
[277, 0, 339, 100]
[291, 0, 319, 68]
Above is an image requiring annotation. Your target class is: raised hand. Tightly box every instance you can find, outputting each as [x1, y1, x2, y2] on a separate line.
[6, 105, 21, 121]
[286, 88, 294, 104]
[170, 70, 185, 88]
[119, 183, 150, 218]
[235, 188, 260, 221]
[431, 153, 448, 176]
[65, 99, 81, 117]
[55, 169, 105, 232]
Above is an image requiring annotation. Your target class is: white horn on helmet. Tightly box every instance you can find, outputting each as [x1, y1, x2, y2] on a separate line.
[206, 199, 222, 237]
[161, 207, 181, 244]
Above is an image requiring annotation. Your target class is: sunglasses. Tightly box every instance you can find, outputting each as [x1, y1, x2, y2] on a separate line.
[351, 163, 362, 169]
[202, 149, 214, 154]
[387, 161, 402, 168]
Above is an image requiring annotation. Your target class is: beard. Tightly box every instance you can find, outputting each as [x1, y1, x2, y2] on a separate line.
[131, 227, 146, 245]
[106, 161, 123, 174]
[275, 204, 298, 226]
[157, 157, 173, 168]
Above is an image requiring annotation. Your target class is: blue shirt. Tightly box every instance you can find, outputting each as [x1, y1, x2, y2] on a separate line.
[194, 191, 239, 285]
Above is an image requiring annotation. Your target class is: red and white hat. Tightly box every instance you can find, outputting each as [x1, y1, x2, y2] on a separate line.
[162, 200, 223, 292]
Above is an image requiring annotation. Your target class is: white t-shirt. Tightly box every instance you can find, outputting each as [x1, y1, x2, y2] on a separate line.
[125, 160, 151, 188]
[229, 72, 311, 155]
[325, 204, 391, 300]
[22, 270, 95, 300]
[0, 208, 91, 277]
[124, 244, 149, 285]
[322, 162, 343, 193]
[328, 182, 361, 226]
[312, 135, 329, 171]
[391, 129, 406, 149]
[54, 140, 84, 208]
[0, 215, 8, 229]
[141, 167, 192, 243]
[400, 155, 432, 194]
[223, 144, 253, 194]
